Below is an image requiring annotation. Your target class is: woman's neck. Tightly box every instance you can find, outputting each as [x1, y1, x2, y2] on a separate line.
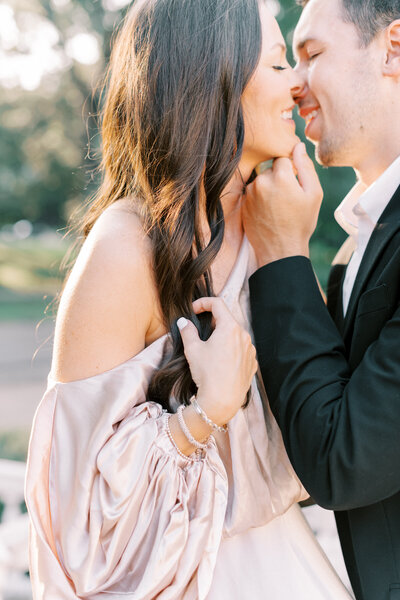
[197, 158, 255, 295]
[220, 159, 255, 240]
[200, 157, 255, 244]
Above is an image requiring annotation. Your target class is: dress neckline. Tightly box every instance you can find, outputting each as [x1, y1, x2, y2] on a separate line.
[219, 234, 248, 303]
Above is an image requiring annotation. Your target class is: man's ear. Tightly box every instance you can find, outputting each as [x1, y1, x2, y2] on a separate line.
[383, 20, 400, 77]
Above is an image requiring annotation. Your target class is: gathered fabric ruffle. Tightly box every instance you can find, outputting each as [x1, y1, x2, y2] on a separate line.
[26, 337, 228, 599]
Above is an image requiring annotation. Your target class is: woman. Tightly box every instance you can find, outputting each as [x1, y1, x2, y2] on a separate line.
[25, 1, 352, 598]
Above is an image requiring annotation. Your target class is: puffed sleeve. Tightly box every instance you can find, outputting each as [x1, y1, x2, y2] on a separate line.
[25, 339, 228, 600]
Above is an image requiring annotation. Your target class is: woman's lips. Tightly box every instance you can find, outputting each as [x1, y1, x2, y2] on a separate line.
[281, 107, 296, 128]
[281, 109, 293, 120]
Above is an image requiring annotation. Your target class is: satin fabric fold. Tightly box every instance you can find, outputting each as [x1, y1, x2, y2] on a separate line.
[26, 236, 311, 599]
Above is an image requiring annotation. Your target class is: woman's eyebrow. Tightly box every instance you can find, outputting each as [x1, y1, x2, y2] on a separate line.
[294, 37, 317, 59]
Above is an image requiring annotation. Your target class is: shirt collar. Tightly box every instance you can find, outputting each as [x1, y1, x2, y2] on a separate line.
[334, 180, 365, 237]
[335, 154, 400, 237]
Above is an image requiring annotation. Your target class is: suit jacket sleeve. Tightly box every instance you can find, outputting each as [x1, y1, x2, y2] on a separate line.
[249, 255, 400, 511]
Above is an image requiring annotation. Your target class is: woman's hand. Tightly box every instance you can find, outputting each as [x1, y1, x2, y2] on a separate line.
[177, 297, 258, 426]
[242, 142, 323, 268]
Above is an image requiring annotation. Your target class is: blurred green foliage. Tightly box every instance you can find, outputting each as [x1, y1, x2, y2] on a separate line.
[0, 430, 29, 461]
[0, 0, 356, 289]
[0, 234, 67, 319]
[0, 236, 66, 292]
[0, 0, 129, 227]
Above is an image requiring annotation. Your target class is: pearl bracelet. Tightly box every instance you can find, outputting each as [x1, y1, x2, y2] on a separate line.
[177, 405, 209, 450]
[190, 396, 228, 433]
[164, 413, 201, 462]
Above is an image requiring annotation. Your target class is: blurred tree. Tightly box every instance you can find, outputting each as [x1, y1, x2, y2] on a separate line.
[0, 0, 130, 228]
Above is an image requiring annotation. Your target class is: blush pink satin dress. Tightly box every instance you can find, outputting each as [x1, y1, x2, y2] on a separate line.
[25, 237, 352, 599]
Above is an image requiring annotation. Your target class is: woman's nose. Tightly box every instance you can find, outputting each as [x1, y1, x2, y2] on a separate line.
[291, 75, 307, 105]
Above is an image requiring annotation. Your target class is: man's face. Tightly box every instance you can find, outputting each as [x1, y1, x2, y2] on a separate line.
[293, 0, 382, 168]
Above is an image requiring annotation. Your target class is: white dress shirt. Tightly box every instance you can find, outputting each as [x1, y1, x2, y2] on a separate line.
[334, 154, 400, 315]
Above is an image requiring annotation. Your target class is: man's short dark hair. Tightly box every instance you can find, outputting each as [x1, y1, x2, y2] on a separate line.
[297, 0, 400, 46]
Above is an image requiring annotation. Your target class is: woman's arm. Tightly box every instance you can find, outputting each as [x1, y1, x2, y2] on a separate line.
[52, 203, 159, 383]
[52, 204, 211, 455]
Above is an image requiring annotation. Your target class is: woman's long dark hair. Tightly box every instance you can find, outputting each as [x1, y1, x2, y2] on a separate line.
[75, 0, 263, 410]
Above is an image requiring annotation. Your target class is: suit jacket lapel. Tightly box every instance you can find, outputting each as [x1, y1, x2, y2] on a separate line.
[327, 236, 356, 334]
[343, 185, 400, 340]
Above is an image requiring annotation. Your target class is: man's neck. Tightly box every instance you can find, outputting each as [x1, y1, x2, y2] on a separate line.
[355, 144, 400, 189]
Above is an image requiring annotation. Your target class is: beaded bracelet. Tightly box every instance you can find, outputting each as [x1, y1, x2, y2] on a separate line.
[165, 413, 203, 463]
[177, 405, 209, 450]
[190, 396, 228, 433]
[164, 413, 200, 462]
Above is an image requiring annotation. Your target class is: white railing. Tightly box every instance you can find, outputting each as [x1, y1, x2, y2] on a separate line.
[0, 459, 31, 600]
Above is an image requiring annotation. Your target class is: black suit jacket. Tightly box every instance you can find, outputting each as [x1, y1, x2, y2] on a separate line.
[249, 184, 400, 600]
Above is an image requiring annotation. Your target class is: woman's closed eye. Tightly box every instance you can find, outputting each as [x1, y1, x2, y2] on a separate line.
[272, 65, 288, 71]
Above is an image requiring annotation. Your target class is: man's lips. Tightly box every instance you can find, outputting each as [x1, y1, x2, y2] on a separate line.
[298, 105, 320, 127]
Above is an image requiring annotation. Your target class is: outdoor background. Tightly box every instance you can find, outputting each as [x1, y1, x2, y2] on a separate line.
[0, 0, 355, 597]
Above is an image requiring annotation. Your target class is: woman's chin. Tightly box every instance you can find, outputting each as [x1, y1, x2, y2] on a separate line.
[283, 135, 301, 157]
[257, 137, 301, 163]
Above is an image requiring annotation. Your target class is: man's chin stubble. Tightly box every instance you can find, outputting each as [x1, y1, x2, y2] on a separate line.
[315, 140, 342, 168]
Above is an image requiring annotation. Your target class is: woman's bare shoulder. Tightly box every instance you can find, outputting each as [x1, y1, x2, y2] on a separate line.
[52, 200, 165, 383]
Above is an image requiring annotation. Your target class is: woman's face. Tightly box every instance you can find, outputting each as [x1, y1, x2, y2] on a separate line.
[241, 4, 302, 166]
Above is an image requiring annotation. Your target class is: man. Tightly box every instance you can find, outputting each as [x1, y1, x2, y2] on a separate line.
[243, 1, 400, 599]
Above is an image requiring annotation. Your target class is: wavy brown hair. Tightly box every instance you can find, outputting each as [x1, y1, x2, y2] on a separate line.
[73, 0, 263, 411]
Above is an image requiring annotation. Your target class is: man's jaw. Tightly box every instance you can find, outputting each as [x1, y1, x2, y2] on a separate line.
[297, 104, 353, 168]
[297, 103, 331, 165]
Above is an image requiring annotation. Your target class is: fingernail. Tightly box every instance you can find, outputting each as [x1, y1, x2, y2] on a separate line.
[177, 317, 188, 331]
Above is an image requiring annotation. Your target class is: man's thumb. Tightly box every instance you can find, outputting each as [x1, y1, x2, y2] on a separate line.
[292, 142, 318, 193]
[177, 317, 201, 359]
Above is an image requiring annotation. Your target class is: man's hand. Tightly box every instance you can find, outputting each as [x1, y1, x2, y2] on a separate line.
[242, 142, 323, 267]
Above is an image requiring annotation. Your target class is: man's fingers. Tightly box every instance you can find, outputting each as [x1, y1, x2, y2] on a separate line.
[272, 157, 297, 180]
[292, 142, 321, 195]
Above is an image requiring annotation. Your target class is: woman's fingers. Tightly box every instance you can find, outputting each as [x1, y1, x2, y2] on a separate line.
[177, 317, 199, 340]
[177, 317, 202, 364]
[177, 299, 259, 424]
[192, 296, 233, 324]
